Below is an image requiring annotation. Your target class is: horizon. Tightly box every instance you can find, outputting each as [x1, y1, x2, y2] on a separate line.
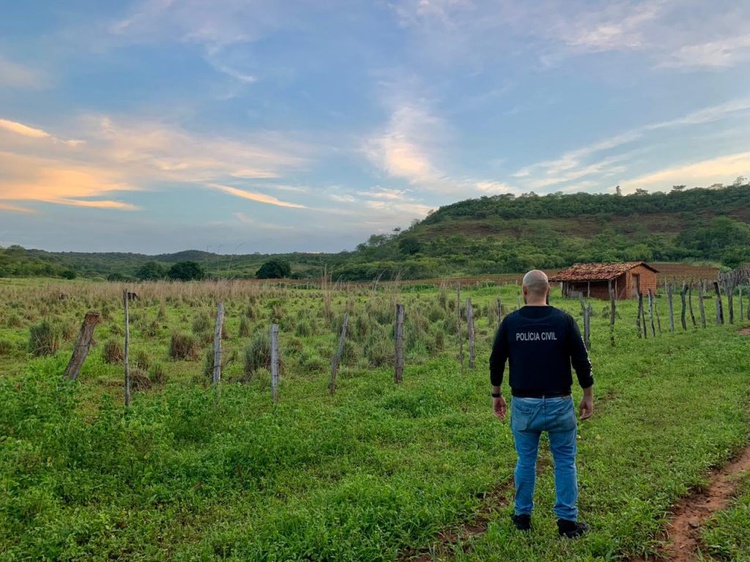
[2, 1, 750, 254]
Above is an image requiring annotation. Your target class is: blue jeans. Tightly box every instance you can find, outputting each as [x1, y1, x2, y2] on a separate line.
[510, 396, 578, 521]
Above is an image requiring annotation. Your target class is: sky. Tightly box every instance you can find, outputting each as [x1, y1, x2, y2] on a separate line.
[1, 0, 749, 254]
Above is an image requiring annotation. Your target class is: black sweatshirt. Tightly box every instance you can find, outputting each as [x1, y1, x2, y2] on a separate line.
[489, 306, 593, 397]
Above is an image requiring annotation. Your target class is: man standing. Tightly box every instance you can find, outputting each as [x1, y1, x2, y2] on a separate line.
[490, 270, 594, 538]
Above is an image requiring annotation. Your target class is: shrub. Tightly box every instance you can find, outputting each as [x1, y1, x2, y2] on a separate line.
[364, 327, 392, 368]
[298, 350, 327, 374]
[28, 321, 61, 357]
[169, 332, 200, 361]
[102, 340, 124, 364]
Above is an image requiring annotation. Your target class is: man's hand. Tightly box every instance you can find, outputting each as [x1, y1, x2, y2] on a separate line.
[493, 395, 507, 420]
[579, 387, 594, 420]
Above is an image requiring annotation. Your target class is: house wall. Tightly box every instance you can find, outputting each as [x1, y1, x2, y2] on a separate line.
[624, 264, 658, 297]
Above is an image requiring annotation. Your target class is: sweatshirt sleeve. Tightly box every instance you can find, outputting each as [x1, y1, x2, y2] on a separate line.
[489, 318, 509, 387]
[567, 315, 594, 389]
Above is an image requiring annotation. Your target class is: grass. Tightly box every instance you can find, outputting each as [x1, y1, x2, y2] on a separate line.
[0, 279, 748, 561]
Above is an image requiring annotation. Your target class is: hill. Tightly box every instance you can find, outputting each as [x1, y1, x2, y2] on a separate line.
[1, 184, 749, 280]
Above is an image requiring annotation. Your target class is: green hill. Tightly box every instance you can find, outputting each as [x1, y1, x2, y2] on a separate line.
[2, 184, 749, 281]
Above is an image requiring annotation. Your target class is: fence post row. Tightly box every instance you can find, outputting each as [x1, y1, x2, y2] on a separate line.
[698, 281, 707, 328]
[394, 304, 405, 383]
[680, 282, 688, 331]
[647, 289, 655, 337]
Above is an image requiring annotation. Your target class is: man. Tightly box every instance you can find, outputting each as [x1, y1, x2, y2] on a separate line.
[489, 269, 594, 538]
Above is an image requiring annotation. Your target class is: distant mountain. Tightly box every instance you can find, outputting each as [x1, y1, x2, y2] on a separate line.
[2, 185, 749, 280]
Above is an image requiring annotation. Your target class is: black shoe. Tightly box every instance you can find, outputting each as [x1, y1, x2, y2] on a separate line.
[511, 513, 531, 531]
[557, 519, 590, 538]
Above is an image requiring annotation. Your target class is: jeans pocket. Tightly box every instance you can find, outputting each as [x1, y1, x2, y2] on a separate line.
[511, 399, 538, 432]
[553, 400, 577, 432]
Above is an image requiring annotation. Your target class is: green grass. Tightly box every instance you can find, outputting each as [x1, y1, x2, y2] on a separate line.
[0, 280, 748, 561]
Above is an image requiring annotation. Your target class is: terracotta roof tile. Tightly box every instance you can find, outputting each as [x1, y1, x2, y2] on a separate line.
[548, 262, 657, 282]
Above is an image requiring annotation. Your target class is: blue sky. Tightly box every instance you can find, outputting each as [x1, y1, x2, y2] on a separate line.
[1, 0, 749, 254]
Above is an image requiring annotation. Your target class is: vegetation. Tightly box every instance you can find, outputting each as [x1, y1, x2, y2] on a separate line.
[256, 259, 292, 279]
[0, 279, 749, 561]
[1, 184, 748, 281]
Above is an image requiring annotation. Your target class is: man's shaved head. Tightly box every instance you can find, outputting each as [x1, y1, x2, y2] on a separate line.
[522, 270, 549, 297]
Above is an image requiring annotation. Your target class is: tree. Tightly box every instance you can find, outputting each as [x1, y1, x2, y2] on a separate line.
[137, 261, 166, 281]
[671, 185, 686, 192]
[168, 261, 206, 281]
[398, 237, 422, 255]
[256, 259, 291, 279]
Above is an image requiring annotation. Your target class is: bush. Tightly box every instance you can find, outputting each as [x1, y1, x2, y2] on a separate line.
[256, 259, 291, 279]
[28, 321, 61, 357]
[130, 368, 152, 391]
[192, 312, 211, 334]
[102, 340, 124, 364]
[169, 332, 200, 360]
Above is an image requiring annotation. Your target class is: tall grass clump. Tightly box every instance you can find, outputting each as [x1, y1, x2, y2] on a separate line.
[243, 331, 271, 377]
[238, 315, 252, 338]
[28, 320, 61, 357]
[102, 340, 124, 364]
[169, 332, 200, 360]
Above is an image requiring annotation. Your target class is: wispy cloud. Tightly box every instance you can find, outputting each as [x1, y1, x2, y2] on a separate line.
[623, 151, 750, 192]
[0, 55, 48, 89]
[0, 114, 311, 212]
[512, 97, 750, 191]
[661, 35, 750, 69]
[208, 183, 307, 208]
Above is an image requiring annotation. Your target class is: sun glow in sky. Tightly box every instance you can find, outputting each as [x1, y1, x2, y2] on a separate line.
[1, 0, 749, 253]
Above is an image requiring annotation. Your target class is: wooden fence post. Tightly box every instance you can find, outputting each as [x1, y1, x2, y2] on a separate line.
[270, 324, 280, 403]
[466, 297, 475, 369]
[698, 281, 707, 328]
[680, 282, 688, 331]
[64, 311, 101, 380]
[496, 298, 503, 326]
[123, 290, 131, 408]
[713, 281, 724, 324]
[329, 312, 349, 394]
[725, 281, 734, 324]
[667, 282, 675, 333]
[647, 289, 656, 337]
[213, 302, 224, 385]
[395, 304, 405, 383]
[688, 281, 696, 327]
[579, 295, 591, 350]
[456, 284, 463, 367]
[740, 286, 745, 323]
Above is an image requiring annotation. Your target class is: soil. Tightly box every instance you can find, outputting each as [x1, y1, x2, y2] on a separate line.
[739, 327, 750, 335]
[632, 444, 750, 562]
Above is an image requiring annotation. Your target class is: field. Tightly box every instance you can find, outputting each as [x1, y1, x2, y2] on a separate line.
[0, 278, 749, 561]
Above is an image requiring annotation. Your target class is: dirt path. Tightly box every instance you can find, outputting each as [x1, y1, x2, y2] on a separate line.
[634, 445, 750, 562]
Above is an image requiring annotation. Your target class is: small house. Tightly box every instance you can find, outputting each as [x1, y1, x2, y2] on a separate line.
[549, 262, 658, 300]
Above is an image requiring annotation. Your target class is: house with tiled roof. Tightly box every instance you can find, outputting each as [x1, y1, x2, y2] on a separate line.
[549, 262, 658, 300]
